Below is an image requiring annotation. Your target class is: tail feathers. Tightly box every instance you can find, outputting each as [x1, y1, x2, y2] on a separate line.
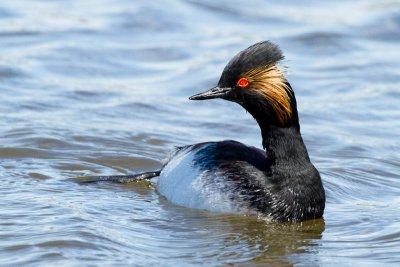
[75, 171, 161, 184]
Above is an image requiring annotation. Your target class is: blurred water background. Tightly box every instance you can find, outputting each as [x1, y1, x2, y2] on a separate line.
[1, 0, 399, 266]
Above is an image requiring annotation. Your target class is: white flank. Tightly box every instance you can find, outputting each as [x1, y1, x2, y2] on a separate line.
[156, 146, 245, 213]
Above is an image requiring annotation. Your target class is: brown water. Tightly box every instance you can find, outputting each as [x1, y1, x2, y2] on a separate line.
[1, 0, 400, 266]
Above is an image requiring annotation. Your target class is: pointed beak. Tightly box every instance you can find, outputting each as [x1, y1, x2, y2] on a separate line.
[189, 86, 232, 100]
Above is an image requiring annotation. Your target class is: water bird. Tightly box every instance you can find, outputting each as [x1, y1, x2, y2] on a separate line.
[80, 41, 325, 222]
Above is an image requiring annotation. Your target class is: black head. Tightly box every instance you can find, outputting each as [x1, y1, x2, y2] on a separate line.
[190, 41, 299, 129]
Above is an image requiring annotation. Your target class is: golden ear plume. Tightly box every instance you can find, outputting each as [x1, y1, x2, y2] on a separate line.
[242, 65, 292, 125]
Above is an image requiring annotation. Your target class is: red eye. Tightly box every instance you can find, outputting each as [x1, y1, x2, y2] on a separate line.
[237, 78, 249, 87]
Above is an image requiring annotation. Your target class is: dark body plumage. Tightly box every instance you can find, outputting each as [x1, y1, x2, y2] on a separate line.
[160, 127, 324, 222]
[83, 41, 325, 222]
[157, 41, 325, 222]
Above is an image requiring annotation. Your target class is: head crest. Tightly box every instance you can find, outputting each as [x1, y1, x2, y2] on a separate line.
[219, 41, 292, 126]
[219, 41, 284, 85]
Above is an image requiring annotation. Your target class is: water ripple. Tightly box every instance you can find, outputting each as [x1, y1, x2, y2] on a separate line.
[1, 0, 400, 266]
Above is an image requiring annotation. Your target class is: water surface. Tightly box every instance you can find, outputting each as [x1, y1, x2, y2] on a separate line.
[1, 0, 400, 266]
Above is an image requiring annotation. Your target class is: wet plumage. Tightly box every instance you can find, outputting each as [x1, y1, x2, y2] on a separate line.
[157, 41, 325, 222]
[82, 41, 325, 222]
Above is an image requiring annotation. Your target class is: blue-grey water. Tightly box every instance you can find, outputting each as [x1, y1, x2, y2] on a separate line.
[1, 1, 400, 266]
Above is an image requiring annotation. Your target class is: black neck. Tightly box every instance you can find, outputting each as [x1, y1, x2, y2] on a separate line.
[262, 126, 310, 167]
[239, 85, 310, 166]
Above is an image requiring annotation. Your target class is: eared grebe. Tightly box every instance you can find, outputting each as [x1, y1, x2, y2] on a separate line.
[81, 41, 325, 222]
